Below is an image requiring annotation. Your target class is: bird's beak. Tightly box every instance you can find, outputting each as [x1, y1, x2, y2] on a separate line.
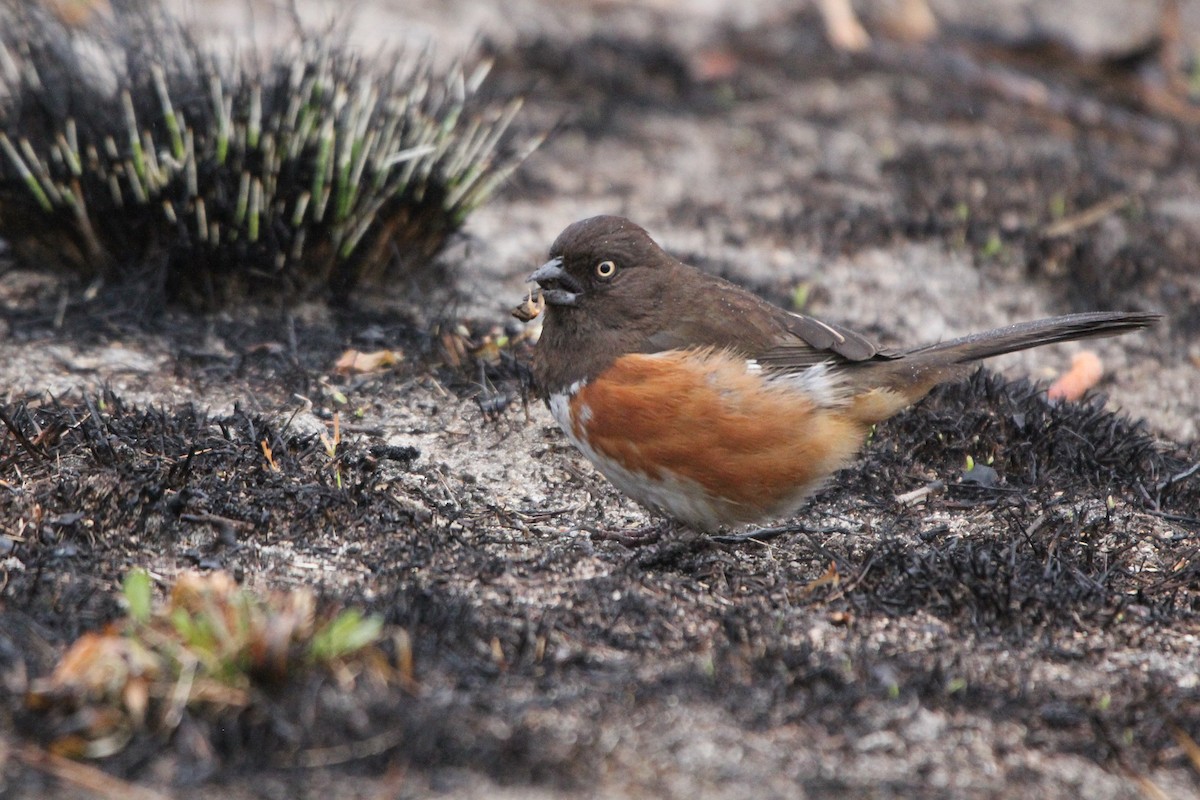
[527, 257, 580, 307]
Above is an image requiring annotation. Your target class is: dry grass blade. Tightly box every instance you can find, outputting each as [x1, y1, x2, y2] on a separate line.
[1171, 724, 1200, 775]
[15, 743, 172, 800]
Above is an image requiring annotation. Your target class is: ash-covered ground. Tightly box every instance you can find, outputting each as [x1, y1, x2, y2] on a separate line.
[2, 1, 1199, 798]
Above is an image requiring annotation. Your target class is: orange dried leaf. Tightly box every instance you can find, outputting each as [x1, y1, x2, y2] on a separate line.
[802, 561, 841, 595]
[333, 349, 402, 374]
[817, 0, 871, 52]
[43, 0, 111, 27]
[170, 570, 239, 614]
[261, 438, 280, 472]
[691, 48, 739, 81]
[1047, 351, 1103, 402]
[29, 631, 159, 706]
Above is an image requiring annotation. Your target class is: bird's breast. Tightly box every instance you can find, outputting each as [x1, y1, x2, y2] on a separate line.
[545, 349, 870, 529]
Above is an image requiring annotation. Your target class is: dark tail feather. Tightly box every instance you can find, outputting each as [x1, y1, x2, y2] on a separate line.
[845, 311, 1159, 421]
[902, 311, 1160, 364]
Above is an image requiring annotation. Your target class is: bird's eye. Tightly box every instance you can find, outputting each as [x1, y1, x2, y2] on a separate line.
[595, 260, 617, 279]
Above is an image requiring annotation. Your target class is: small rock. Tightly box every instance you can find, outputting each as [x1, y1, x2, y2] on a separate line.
[961, 464, 1000, 488]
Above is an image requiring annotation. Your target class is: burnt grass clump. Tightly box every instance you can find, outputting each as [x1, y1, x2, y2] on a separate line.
[831, 369, 1198, 629]
[1, 366, 1197, 785]
[0, 390, 380, 633]
[0, 4, 537, 309]
[0, 388, 591, 787]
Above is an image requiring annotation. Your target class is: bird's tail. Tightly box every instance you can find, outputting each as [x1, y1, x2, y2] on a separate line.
[844, 311, 1159, 424]
[900, 311, 1158, 365]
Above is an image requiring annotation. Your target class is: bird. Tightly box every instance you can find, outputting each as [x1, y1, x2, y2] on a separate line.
[526, 215, 1158, 533]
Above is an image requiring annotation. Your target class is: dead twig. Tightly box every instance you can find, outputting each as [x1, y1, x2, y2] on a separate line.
[1156, 461, 1200, 494]
[1041, 194, 1130, 238]
[14, 743, 173, 800]
[283, 726, 406, 769]
[0, 407, 46, 461]
[894, 480, 945, 505]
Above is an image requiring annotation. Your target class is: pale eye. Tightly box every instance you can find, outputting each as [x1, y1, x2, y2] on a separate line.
[595, 260, 616, 279]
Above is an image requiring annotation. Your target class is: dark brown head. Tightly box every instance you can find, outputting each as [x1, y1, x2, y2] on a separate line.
[529, 216, 668, 310]
[526, 215, 883, 394]
[528, 215, 685, 391]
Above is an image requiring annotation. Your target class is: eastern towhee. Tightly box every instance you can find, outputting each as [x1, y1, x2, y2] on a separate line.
[526, 215, 1158, 532]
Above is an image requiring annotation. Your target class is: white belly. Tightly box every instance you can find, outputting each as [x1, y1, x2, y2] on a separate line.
[548, 384, 764, 531]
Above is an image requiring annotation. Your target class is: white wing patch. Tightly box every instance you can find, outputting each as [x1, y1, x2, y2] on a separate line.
[761, 360, 848, 408]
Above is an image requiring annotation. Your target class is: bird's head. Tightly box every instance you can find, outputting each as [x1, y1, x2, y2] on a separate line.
[526, 215, 685, 388]
[528, 215, 675, 320]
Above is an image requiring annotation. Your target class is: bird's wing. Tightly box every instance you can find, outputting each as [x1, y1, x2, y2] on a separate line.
[638, 269, 897, 370]
[754, 312, 898, 370]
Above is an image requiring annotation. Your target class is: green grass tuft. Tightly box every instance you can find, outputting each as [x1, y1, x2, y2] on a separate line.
[0, 5, 540, 308]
